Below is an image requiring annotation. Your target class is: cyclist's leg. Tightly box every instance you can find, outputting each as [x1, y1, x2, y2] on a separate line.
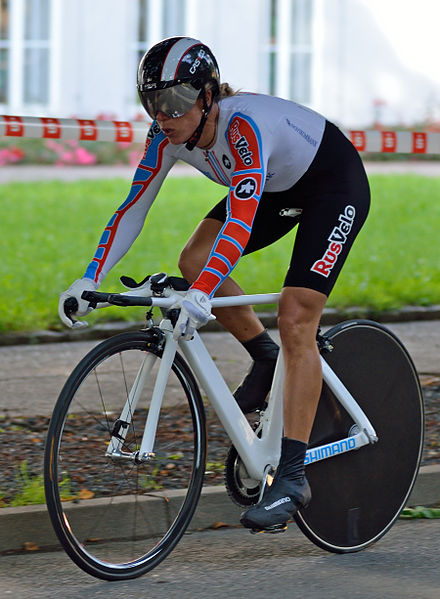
[179, 217, 280, 413]
[178, 217, 264, 342]
[240, 287, 326, 533]
[241, 123, 371, 532]
[179, 189, 301, 341]
[278, 287, 327, 442]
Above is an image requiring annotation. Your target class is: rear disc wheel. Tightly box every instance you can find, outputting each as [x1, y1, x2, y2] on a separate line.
[295, 320, 424, 552]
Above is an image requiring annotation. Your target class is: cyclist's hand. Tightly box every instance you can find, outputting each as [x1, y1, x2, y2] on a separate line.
[58, 278, 98, 329]
[173, 289, 212, 341]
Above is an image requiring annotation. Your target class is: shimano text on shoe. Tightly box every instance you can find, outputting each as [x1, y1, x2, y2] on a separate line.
[264, 496, 292, 511]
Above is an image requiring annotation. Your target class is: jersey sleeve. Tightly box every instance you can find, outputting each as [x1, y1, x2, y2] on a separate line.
[83, 122, 176, 285]
[191, 113, 266, 297]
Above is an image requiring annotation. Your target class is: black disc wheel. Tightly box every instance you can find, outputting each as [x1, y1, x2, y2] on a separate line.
[295, 320, 424, 553]
[44, 331, 206, 580]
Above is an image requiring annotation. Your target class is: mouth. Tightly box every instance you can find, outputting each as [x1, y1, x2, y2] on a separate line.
[160, 127, 174, 137]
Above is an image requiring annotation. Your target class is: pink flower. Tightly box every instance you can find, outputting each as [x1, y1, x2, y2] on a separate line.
[0, 146, 26, 165]
[45, 139, 63, 152]
[75, 147, 97, 165]
[129, 150, 142, 166]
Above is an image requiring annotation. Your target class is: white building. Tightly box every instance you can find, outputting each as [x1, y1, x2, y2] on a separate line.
[1, 0, 439, 128]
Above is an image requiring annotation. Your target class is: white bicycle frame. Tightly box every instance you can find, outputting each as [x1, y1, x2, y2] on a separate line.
[103, 290, 378, 483]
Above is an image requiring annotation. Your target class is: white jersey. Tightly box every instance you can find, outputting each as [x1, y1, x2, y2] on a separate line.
[84, 93, 326, 295]
[171, 93, 325, 191]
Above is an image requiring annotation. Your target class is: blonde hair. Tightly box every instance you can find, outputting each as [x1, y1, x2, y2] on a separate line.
[218, 82, 238, 100]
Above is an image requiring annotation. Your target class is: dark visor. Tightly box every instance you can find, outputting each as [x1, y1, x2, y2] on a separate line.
[138, 82, 200, 119]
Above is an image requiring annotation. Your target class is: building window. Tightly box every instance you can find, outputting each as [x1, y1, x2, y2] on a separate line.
[136, 0, 187, 66]
[263, 0, 313, 104]
[0, 0, 51, 109]
[23, 0, 50, 104]
[134, 0, 188, 111]
[0, 0, 9, 103]
[267, 0, 277, 95]
[162, 0, 186, 38]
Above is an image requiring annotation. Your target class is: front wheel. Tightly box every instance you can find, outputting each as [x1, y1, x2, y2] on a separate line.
[295, 320, 424, 553]
[44, 331, 206, 580]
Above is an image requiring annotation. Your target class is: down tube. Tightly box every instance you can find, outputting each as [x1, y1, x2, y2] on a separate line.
[179, 334, 273, 481]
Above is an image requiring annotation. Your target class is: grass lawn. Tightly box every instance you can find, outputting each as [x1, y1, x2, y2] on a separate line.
[1, 174, 439, 332]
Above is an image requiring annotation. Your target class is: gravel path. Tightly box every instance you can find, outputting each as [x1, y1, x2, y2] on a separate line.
[1, 379, 438, 507]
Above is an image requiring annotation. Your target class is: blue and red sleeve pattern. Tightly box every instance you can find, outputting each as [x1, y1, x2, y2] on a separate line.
[192, 113, 265, 297]
[84, 123, 170, 284]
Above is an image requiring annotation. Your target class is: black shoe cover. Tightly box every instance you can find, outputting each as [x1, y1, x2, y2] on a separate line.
[240, 476, 311, 531]
[241, 437, 310, 531]
[234, 330, 279, 414]
[233, 359, 277, 413]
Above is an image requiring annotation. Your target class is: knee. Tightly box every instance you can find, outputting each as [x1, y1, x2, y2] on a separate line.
[277, 291, 326, 355]
[277, 309, 313, 351]
[178, 244, 209, 284]
[178, 246, 198, 283]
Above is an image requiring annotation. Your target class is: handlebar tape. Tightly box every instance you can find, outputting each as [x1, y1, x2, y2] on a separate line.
[81, 290, 153, 308]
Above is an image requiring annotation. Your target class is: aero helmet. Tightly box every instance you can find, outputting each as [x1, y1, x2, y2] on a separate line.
[137, 37, 220, 149]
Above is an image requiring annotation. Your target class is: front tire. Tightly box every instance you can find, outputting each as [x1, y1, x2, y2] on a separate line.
[44, 331, 206, 580]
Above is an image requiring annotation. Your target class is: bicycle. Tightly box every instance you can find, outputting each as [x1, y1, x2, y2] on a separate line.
[44, 272, 424, 581]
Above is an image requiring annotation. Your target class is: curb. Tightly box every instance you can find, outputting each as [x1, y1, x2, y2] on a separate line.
[2, 305, 440, 347]
[1, 465, 439, 554]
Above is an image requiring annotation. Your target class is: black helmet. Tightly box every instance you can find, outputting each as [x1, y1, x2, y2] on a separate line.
[137, 37, 220, 150]
[137, 36, 220, 120]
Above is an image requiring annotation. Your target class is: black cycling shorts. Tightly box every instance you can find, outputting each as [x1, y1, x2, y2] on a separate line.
[204, 121, 370, 296]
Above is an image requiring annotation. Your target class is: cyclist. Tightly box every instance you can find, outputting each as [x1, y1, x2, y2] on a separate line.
[59, 37, 370, 533]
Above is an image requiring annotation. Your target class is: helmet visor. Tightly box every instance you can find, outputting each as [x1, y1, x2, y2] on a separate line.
[138, 82, 201, 120]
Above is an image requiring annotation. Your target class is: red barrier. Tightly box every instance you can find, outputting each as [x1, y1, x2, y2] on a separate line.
[1, 115, 149, 144]
[348, 129, 440, 154]
[2, 115, 440, 153]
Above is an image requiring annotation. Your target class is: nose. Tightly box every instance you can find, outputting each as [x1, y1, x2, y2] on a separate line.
[155, 111, 169, 122]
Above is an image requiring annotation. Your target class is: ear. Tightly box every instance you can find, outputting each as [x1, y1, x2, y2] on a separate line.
[205, 89, 213, 105]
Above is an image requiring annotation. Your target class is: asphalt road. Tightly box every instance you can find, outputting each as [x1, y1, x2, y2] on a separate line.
[1, 520, 439, 599]
[1, 321, 439, 598]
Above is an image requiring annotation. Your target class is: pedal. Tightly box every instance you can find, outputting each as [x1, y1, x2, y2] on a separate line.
[249, 523, 287, 535]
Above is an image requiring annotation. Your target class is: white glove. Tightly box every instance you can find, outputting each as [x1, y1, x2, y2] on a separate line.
[173, 289, 212, 341]
[58, 278, 99, 328]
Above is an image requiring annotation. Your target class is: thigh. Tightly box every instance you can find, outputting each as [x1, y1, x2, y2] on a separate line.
[205, 194, 301, 256]
[181, 217, 223, 261]
[284, 185, 370, 296]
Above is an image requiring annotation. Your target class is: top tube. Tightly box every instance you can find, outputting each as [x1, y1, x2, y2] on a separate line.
[211, 293, 280, 308]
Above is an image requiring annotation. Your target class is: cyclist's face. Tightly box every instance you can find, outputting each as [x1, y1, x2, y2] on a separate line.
[155, 100, 203, 145]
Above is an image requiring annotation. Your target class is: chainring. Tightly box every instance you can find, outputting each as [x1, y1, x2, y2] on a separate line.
[224, 444, 261, 507]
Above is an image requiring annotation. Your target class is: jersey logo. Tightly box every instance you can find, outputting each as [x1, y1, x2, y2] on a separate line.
[235, 177, 258, 199]
[229, 119, 254, 166]
[234, 136, 253, 166]
[222, 154, 232, 169]
[311, 205, 356, 277]
[144, 121, 162, 155]
[227, 115, 262, 171]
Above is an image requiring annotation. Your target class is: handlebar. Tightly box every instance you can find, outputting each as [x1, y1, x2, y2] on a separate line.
[72, 272, 281, 313]
[81, 290, 175, 309]
[81, 289, 281, 310]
